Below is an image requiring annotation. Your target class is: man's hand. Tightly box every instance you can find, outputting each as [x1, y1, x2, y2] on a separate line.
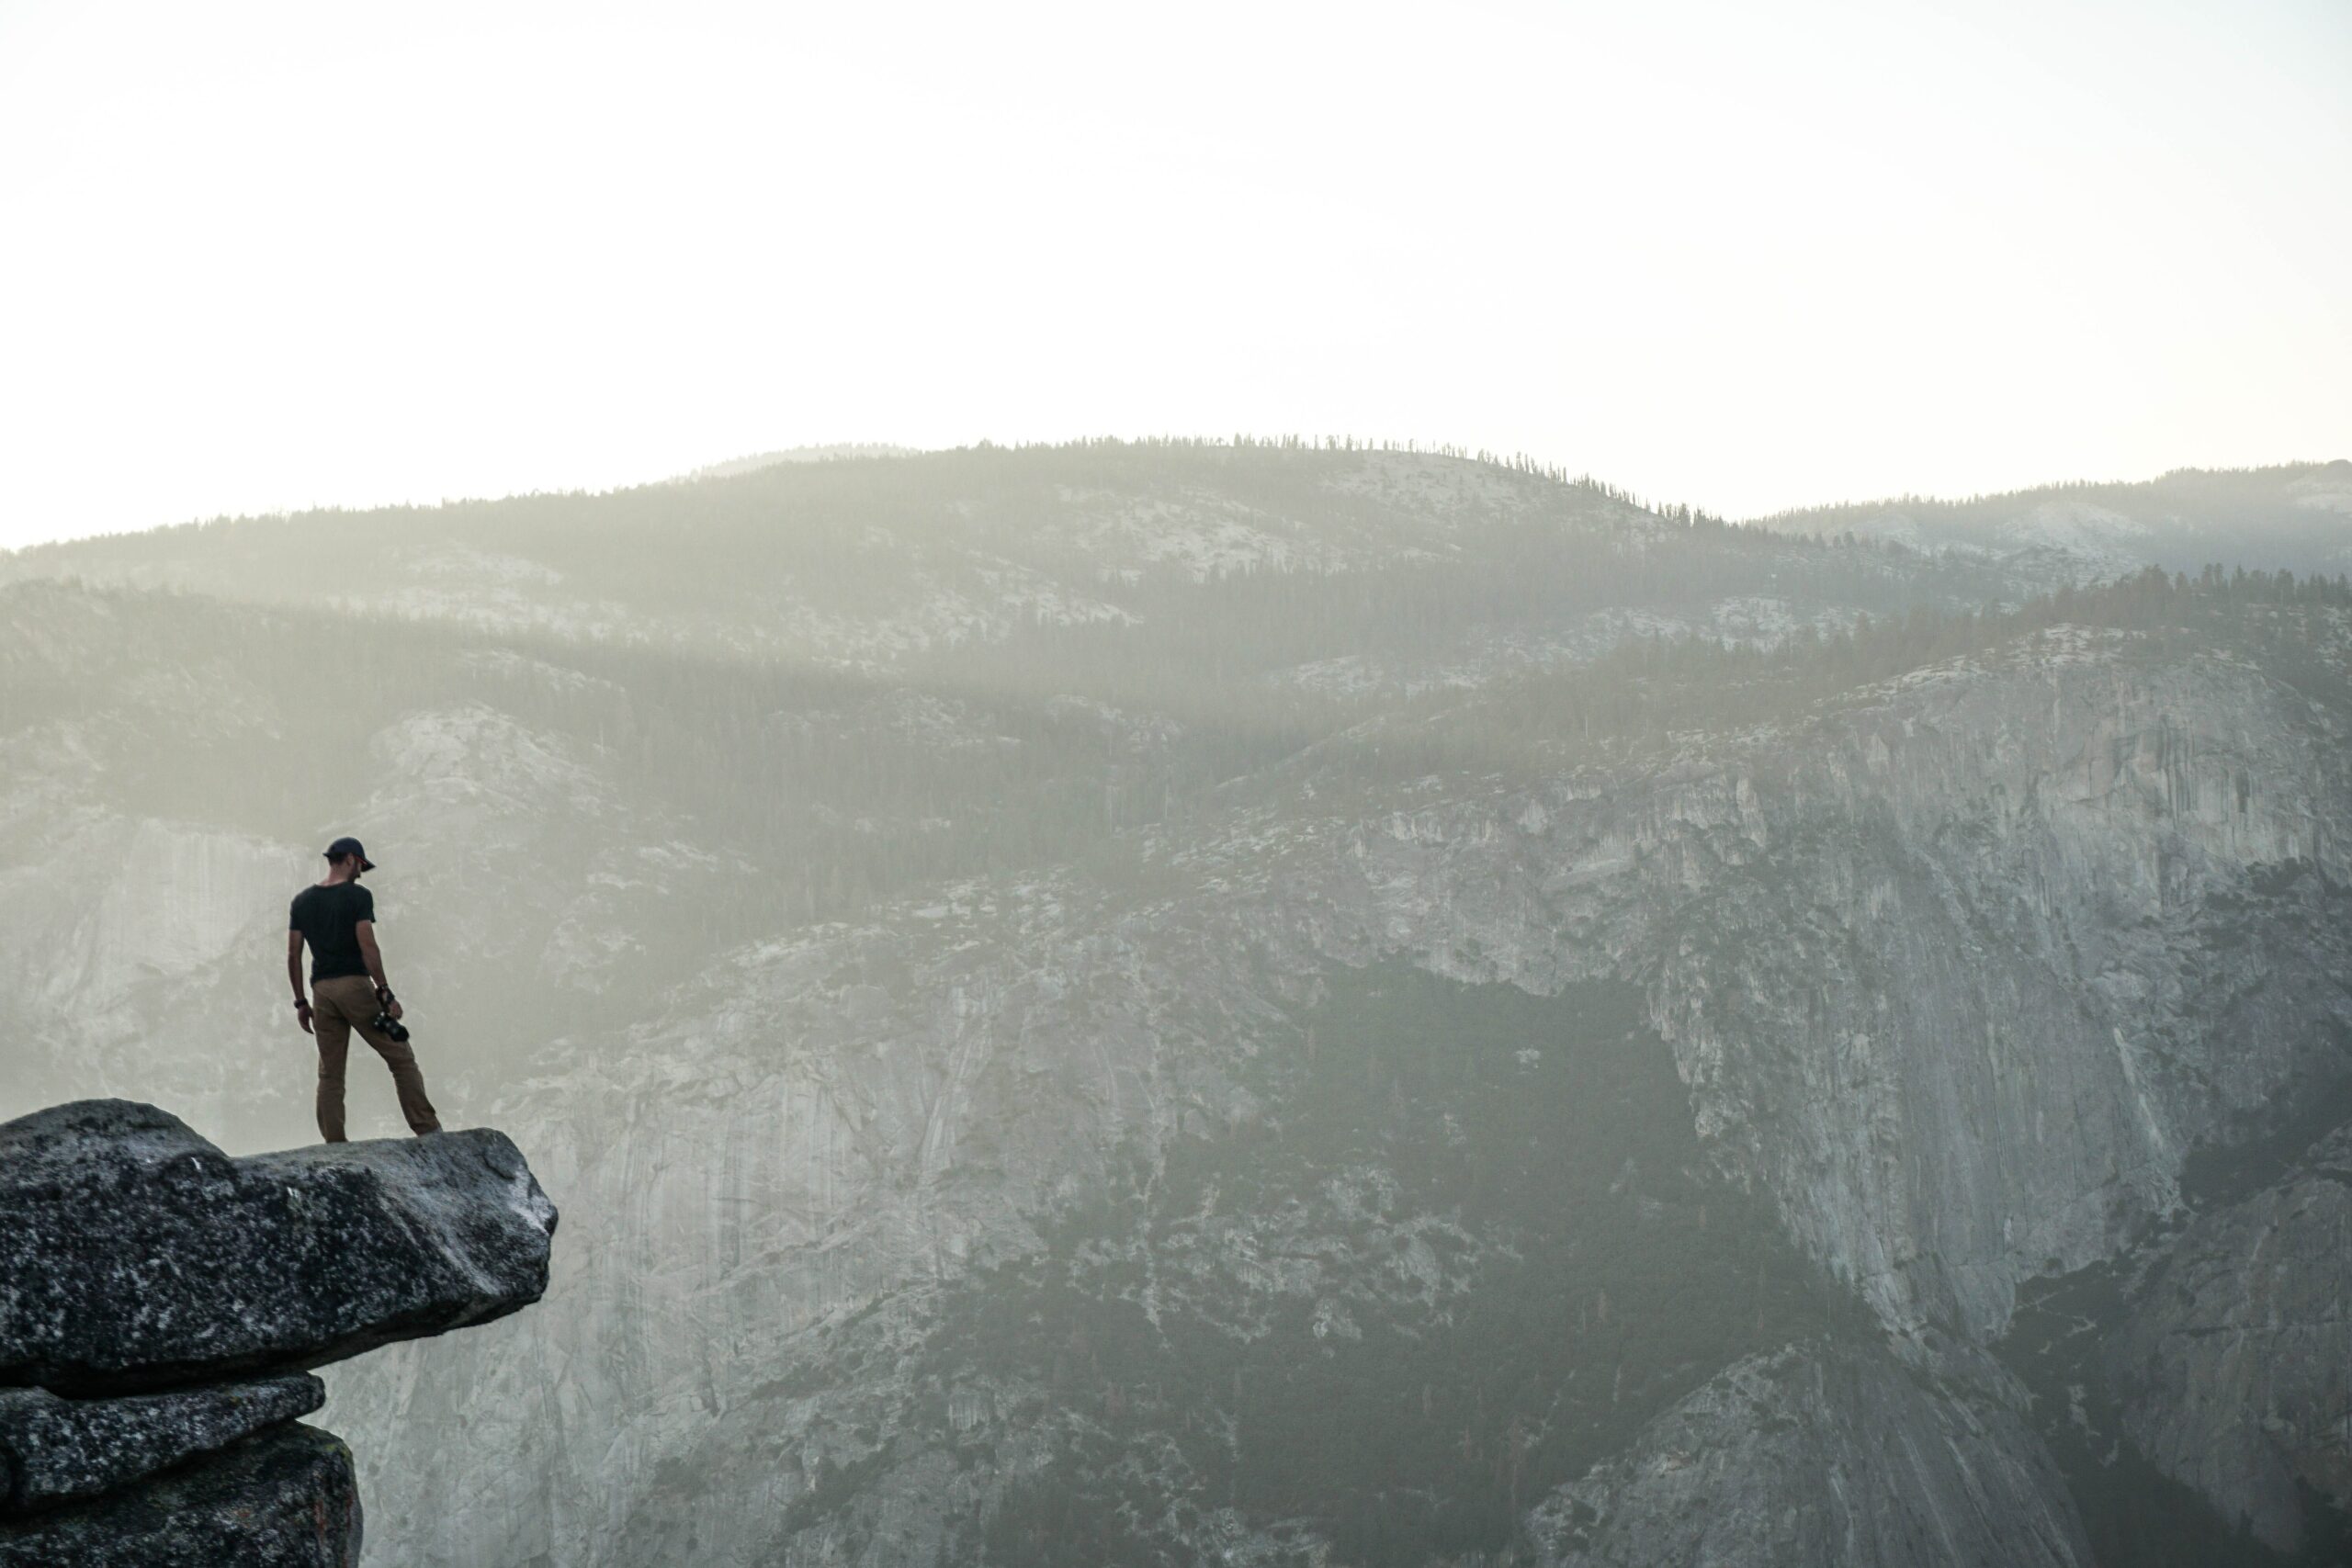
[294, 1000, 314, 1036]
[384, 998, 404, 1022]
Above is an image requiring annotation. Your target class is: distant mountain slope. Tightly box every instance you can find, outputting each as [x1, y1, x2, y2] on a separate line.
[0, 442, 2038, 681]
[1756, 460, 2352, 580]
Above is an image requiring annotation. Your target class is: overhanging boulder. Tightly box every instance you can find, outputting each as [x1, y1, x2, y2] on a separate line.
[0, 1100, 558, 1395]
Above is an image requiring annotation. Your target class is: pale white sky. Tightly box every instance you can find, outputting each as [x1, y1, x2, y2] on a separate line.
[1, 0, 2346, 549]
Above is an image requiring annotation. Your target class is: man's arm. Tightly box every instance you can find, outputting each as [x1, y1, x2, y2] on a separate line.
[287, 930, 312, 1033]
[356, 921, 394, 997]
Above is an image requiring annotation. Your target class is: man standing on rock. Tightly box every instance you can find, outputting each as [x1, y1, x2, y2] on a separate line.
[287, 836, 442, 1143]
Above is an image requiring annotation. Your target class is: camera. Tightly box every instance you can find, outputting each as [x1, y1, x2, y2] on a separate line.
[371, 1010, 411, 1043]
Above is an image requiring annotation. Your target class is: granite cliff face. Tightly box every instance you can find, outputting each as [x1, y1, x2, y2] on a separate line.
[2105, 1124, 2352, 1553]
[0, 1101, 557, 1565]
[0, 446, 2345, 1565]
[324, 609, 2352, 1564]
[1525, 1340, 2092, 1568]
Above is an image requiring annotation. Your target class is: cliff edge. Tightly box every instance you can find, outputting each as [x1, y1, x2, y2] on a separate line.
[0, 1100, 557, 1565]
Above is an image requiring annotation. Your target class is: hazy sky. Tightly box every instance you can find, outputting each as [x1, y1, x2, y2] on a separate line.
[2, 0, 2346, 549]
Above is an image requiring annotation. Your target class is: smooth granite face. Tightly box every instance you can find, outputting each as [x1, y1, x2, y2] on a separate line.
[0, 1100, 559, 1394]
[0, 1423, 360, 1567]
[0, 1375, 324, 1516]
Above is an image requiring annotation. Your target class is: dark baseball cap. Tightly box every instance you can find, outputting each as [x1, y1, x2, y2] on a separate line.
[324, 836, 377, 871]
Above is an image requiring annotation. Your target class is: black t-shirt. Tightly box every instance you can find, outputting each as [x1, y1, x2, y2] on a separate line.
[290, 882, 375, 984]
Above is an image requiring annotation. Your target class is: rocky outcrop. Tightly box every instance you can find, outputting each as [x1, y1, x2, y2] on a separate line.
[0, 1424, 360, 1567]
[0, 1375, 322, 1514]
[0, 1100, 557, 1393]
[1524, 1339, 2093, 1568]
[2106, 1122, 2352, 1551]
[0, 1100, 556, 1563]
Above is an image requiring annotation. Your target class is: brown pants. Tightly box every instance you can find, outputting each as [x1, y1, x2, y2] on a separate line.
[311, 976, 441, 1142]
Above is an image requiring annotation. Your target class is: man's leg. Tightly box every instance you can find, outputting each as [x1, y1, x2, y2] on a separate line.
[350, 1013, 443, 1136]
[311, 987, 355, 1144]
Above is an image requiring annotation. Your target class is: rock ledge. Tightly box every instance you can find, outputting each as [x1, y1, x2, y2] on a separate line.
[0, 1100, 558, 1565]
